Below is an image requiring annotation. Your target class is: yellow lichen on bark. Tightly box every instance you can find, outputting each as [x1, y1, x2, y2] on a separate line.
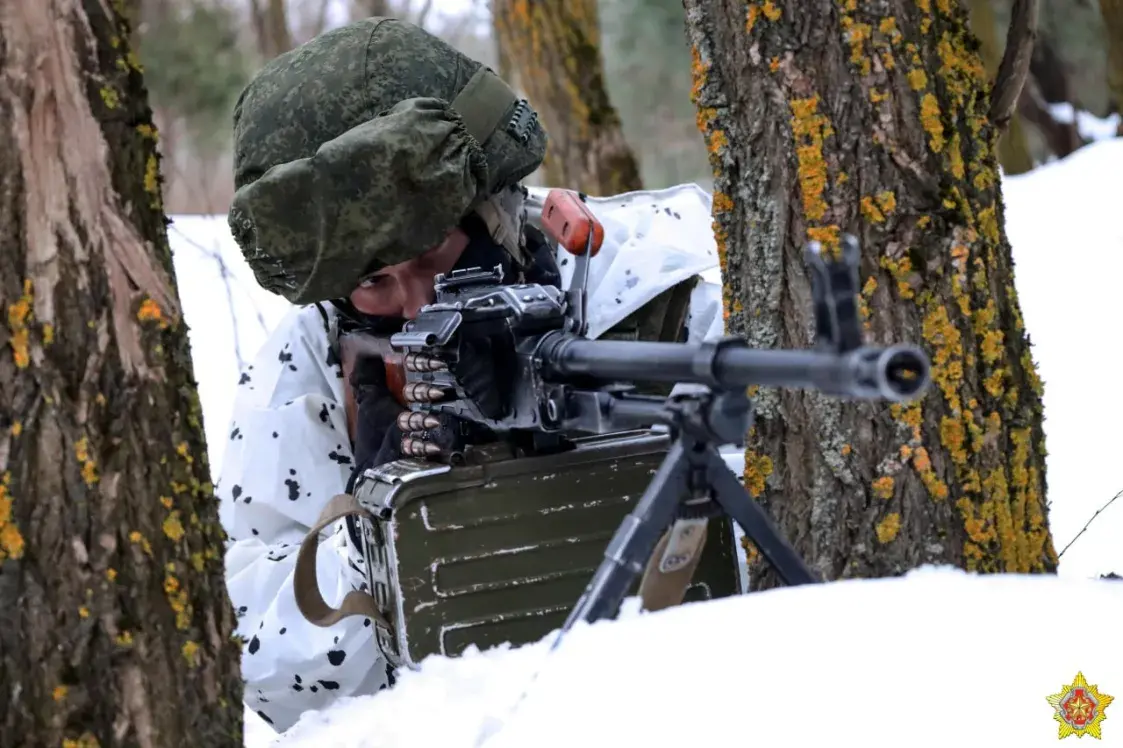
[743, 451, 774, 498]
[876, 513, 901, 543]
[0, 472, 25, 561]
[789, 96, 841, 252]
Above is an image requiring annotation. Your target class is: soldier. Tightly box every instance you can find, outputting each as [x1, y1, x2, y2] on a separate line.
[219, 17, 724, 733]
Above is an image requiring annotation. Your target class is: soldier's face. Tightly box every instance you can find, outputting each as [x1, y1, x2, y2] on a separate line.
[349, 229, 469, 319]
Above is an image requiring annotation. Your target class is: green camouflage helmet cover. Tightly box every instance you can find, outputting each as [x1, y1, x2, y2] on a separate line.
[227, 17, 548, 305]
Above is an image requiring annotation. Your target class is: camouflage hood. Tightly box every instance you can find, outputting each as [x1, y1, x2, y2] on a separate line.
[227, 17, 548, 305]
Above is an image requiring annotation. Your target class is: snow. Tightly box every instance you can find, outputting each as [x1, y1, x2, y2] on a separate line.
[1046, 104, 1121, 144]
[164, 137, 1123, 746]
[271, 567, 1123, 748]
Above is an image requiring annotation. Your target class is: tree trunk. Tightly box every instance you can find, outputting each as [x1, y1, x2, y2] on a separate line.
[0, 2, 243, 746]
[249, 0, 294, 60]
[683, 0, 1056, 585]
[1100, 0, 1123, 113]
[492, 0, 643, 195]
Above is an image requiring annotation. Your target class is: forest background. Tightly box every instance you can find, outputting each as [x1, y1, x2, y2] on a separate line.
[130, 0, 1121, 216]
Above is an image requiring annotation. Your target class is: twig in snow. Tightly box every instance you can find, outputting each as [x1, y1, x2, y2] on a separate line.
[1057, 488, 1122, 558]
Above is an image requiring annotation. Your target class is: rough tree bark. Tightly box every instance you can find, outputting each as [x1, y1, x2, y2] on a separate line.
[492, 0, 643, 195]
[0, 2, 243, 746]
[682, 0, 1056, 585]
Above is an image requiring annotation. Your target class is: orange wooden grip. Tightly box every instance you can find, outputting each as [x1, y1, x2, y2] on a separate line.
[383, 355, 409, 408]
[541, 189, 604, 257]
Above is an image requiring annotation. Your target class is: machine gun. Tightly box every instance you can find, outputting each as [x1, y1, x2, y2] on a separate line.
[387, 189, 931, 630]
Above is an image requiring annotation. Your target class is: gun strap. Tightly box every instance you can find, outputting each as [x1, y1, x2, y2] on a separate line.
[638, 518, 709, 613]
[294, 492, 393, 631]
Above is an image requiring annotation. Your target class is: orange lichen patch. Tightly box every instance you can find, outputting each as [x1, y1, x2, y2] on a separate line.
[899, 444, 913, 460]
[182, 640, 201, 667]
[53, 685, 68, 701]
[840, 15, 873, 74]
[163, 511, 185, 542]
[0, 473, 24, 562]
[144, 153, 161, 209]
[876, 191, 896, 214]
[74, 437, 99, 486]
[983, 368, 1005, 398]
[741, 536, 761, 565]
[907, 68, 928, 91]
[872, 476, 895, 499]
[841, 443, 853, 456]
[9, 422, 21, 437]
[939, 416, 967, 467]
[137, 297, 165, 325]
[164, 572, 192, 630]
[911, 447, 949, 501]
[921, 304, 964, 413]
[116, 630, 134, 647]
[769, 57, 781, 73]
[879, 255, 915, 299]
[860, 196, 885, 223]
[7, 279, 33, 369]
[919, 93, 945, 152]
[980, 329, 1005, 365]
[128, 530, 153, 556]
[789, 96, 833, 223]
[862, 276, 878, 297]
[78, 606, 90, 619]
[806, 225, 841, 251]
[160, 496, 174, 509]
[876, 513, 901, 543]
[745, 4, 760, 34]
[743, 450, 774, 498]
[761, 0, 781, 21]
[106, 568, 117, 581]
[948, 132, 965, 180]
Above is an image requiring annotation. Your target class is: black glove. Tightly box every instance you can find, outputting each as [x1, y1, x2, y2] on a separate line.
[346, 355, 404, 493]
[449, 325, 518, 421]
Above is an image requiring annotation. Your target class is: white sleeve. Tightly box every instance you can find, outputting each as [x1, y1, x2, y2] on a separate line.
[217, 305, 390, 734]
[685, 269, 726, 344]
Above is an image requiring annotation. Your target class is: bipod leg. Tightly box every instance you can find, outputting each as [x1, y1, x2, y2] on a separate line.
[562, 440, 692, 630]
[704, 447, 822, 587]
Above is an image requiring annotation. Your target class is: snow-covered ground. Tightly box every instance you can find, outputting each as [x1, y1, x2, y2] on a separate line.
[167, 136, 1123, 747]
[271, 567, 1123, 748]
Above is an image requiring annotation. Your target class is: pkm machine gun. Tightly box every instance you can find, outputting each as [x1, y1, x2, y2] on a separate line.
[390, 190, 932, 629]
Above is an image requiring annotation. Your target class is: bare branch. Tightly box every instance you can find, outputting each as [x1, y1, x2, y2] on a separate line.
[1058, 488, 1123, 558]
[988, 0, 1039, 131]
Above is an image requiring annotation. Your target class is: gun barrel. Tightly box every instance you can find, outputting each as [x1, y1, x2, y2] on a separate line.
[541, 334, 929, 402]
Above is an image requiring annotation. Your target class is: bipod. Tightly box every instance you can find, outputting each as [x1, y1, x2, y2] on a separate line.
[559, 236, 864, 629]
[560, 371, 820, 629]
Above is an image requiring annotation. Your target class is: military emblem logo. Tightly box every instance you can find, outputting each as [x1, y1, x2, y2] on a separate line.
[1047, 671, 1114, 739]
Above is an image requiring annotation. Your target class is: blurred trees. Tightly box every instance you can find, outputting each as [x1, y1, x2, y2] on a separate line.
[0, 1, 243, 744]
[492, 0, 642, 195]
[127, 0, 1119, 214]
[684, 0, 1056, 584]
[598, 0, 711, 189]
